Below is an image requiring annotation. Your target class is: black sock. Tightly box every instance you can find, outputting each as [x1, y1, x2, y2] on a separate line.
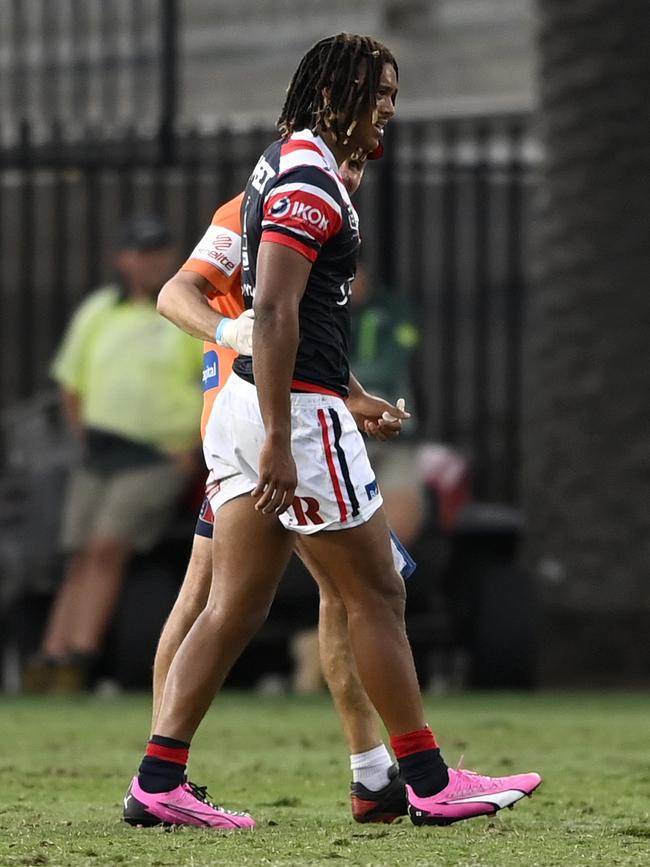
[398, 748, 449, 797]
[138, 735, 189, 794]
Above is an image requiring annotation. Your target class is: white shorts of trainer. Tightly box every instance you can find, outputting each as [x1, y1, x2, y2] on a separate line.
[202, 373, 383, 535]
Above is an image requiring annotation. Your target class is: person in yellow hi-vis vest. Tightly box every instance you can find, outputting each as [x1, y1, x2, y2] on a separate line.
[24, 217, 203, 693]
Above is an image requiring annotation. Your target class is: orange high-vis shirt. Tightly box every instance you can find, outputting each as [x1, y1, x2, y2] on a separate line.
[181, 193, 245, 438]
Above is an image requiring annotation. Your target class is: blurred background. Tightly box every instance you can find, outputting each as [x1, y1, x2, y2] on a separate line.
[1, 0, 648, 695]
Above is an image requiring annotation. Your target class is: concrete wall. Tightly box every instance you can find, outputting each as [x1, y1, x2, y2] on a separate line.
[0, 0, 535, 139]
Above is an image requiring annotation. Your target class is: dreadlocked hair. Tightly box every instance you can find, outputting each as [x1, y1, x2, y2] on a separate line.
[277, 33, 398, 144]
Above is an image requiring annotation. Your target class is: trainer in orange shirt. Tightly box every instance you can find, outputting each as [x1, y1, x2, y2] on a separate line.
[177, 192, 247, 436]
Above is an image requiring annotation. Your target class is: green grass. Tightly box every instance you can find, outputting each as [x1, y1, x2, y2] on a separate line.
[1, 692, 649, 866]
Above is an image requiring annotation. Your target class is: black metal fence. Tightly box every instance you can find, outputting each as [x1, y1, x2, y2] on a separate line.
[0, 0, 539, 503]
[0, 0, 173, 142]
[0, 114, 538, 503]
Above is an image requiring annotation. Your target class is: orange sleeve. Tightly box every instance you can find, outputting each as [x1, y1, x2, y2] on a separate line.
[181, 193, 244, 296]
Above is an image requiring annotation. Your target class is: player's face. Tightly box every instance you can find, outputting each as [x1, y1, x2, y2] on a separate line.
[339, 158, 366, 196]
[348, 62, 398, 156]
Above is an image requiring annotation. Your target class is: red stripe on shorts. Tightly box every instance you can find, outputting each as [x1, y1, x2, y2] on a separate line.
[317, 408, 347, 523]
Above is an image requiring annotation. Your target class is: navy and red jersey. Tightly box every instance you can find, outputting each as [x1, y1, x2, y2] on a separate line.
[233, 129, 361, 398]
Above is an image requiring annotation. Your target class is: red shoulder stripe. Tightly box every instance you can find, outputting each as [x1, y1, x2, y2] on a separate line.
[280, 139, 324, 158]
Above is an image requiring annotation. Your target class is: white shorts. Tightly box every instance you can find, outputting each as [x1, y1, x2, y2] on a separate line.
[203, 373, 383, 534]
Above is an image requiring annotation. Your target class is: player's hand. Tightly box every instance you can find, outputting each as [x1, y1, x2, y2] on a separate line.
[253, 434, 297, 515]
[347, 393, 410, 441]
[219, 309, 255, 354]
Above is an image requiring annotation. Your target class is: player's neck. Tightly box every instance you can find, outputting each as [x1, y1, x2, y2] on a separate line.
[318, 129, 354, 167]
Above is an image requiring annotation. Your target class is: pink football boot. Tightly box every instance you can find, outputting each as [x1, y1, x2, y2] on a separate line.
[408, 766, 542, 825]
[123, 776, 256, 829]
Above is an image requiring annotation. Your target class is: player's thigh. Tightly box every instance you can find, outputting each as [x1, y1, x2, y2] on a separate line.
[208, 494, 294, 611]
[299, 507, 404, 605]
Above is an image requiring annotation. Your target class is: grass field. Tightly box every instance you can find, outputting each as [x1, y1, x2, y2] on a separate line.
[1, 692, 649, 867]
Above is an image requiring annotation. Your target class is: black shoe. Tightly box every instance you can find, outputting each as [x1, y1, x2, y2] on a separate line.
[350, 764, 408, 824]
[22, 655, 57, 694]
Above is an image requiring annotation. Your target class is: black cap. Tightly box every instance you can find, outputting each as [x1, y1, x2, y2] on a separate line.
[116, 216, 171, 250]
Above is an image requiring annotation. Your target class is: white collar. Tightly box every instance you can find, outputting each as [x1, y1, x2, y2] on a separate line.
[290, 129, 339, 174]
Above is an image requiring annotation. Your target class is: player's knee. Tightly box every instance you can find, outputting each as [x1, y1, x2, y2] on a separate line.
[239, 600, 272, 637]
[173, 594, 206, 627]
[350, 568, 406, 619]
[202, 593, 272, 640]
[367, 560, 406, 606]
[176, 568, 212, 617]
[379, 571, 407, 618]
[319, 586, 346, 619]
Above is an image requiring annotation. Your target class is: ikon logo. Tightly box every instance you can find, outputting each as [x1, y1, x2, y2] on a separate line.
[292, 201, 329, 231]
[270, 197, 291, 218]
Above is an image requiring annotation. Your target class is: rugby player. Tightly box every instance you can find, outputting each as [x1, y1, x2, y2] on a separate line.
[145, 156, 409, 825]
[124, 33, 541, 830]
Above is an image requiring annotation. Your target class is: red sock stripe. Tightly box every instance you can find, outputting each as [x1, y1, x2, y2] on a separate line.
[146, 742, 189, 766]
[390, 726, 438, 759]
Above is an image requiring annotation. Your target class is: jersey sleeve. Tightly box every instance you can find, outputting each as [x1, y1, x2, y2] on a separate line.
[181, 194, 243, 294]
[261, 167, 344, 262]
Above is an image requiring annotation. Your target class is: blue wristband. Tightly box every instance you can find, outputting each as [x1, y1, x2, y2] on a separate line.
[215, 317, 233, 346]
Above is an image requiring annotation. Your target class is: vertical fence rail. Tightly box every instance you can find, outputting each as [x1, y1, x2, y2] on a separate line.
[1, 0, 168, 138]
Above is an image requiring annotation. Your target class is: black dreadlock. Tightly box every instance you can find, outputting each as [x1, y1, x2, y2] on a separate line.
[277, 33, 398, 144]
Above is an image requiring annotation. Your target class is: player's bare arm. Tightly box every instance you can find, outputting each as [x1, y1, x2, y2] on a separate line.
[157, 271, 224, 339]
[157, 270, 254, 353]
[251, 241, 311, 515]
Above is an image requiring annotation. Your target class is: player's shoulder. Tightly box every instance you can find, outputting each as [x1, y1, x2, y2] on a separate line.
[273, 163, 341, 201]
[211, 191, 245, 232]
[278, 134, 332, 172]
[267, 132, 339, 194]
